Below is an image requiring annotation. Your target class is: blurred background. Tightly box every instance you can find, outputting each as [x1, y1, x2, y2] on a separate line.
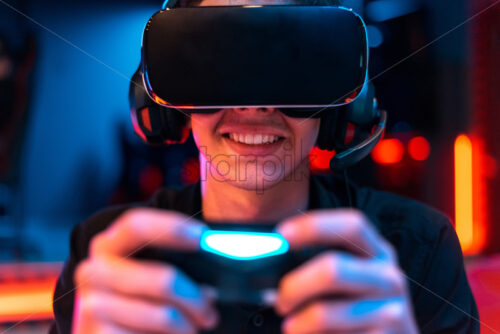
[0, 0, 498, 332]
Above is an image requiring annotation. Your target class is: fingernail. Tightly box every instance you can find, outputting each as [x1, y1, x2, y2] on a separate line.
[185, 223, 207, 241]
[274, 300, 287, 316]
[261, 289, 277, 306]
[203, 308, 219, 329]
[277, 223, 296, 240]
[202, 285, 218, 301]
[282, 318, 293, 333]
[172, 275, 201, 300]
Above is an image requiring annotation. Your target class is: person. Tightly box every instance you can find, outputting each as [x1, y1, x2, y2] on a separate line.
[50, 0, 479, 333]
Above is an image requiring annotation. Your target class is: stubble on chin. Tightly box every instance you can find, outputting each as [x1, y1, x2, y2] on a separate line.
[209, 155, 310, 194]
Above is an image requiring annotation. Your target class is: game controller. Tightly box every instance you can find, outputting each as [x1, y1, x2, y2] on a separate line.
[135, 222, 328, 333]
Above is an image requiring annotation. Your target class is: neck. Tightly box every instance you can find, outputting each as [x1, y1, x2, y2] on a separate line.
[200, 156, 311, 223]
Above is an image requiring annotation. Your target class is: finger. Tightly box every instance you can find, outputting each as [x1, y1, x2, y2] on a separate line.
[276, 252, 406, 315]
[281, 298, 405, 334]
[76, 258, 218, 329]
[94, 323, 145, 334]
[277, 209, 394, 260]
[90, 208, 207, 257]
[78, 289, 199, 334]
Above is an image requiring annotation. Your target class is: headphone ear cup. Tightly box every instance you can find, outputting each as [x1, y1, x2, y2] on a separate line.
[316, 82, 378, 152]
[129, 67, 190, 145]
[159, 104, 190, 144]
[344, 81, 377, 126]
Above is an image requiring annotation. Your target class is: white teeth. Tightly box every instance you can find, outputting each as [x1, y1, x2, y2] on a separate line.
[226, 133, 280, 145]
[245, 134, 253, 144]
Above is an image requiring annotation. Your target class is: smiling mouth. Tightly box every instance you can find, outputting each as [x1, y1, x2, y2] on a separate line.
[221, 133, 285, 145]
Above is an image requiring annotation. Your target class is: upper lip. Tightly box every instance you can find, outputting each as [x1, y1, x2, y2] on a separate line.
[218, 125, 288, 138]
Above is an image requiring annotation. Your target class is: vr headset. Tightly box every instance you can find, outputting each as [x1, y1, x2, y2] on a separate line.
[143, 6, 367, 110]
[130, 4, 387, 170]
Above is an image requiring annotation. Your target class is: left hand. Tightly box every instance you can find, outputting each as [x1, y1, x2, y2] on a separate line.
[275, 209, 419, 334]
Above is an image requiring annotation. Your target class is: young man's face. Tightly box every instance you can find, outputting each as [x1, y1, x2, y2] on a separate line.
[190, 107, 320, 191]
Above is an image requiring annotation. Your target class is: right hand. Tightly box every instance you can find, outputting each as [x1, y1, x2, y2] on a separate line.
[72, 208, 219, 334]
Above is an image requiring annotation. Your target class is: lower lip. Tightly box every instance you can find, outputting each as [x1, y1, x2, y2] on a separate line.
[222, 136, 284, 156]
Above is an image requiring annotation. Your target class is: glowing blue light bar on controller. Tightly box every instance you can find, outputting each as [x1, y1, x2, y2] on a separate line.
[200, 230, 289, 260]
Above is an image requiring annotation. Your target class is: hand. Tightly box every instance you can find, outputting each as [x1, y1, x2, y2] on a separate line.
[73, 208, 219, 334]
[275, 209, 419, 334]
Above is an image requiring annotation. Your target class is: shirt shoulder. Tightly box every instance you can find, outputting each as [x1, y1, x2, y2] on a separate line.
[352, 184, 457, 286]
[313, 174, 478, 333]
[356, 186, 454, 243]
[312, 173, 454, 242]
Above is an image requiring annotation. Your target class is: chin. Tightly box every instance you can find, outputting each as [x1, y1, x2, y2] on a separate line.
[208, 161, 288, 193]
[226, 177, 283, 194]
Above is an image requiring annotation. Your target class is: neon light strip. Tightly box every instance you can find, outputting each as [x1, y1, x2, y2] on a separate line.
[455, 134, 474, 252]
[0, 280, 56, 322]
[0, 262, 61, 323]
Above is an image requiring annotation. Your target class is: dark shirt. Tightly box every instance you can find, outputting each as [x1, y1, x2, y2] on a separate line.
[50, 174, 479, 333]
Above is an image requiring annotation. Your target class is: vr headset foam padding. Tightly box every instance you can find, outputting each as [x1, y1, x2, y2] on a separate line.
[142, 6, 368, 111]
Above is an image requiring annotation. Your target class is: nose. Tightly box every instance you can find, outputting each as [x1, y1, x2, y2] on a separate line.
[234, 107, 276, 114]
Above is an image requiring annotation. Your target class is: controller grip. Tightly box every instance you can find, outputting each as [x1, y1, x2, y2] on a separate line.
[133, 222, 328, 333]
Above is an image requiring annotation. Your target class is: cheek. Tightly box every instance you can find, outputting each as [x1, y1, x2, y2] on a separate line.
[190, 113, 220, 147]
[289, 119, 321, 156]
[306, 120, 321, 147]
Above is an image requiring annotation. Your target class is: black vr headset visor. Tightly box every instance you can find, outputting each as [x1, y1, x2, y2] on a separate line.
[142, 6, 369, 115]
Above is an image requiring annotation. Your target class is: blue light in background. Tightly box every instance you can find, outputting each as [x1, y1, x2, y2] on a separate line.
[17, 2, 158, 261]
[366, 25, 384, 48]
[200, 230, 289, 260]
[366, 0, 420, 22]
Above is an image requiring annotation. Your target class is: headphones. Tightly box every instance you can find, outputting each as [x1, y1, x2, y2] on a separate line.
[129, 69, 191, 146]
[129, 1, 387, 171]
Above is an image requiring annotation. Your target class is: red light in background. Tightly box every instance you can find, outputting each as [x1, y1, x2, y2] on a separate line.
[181, 157, 200, 185]
[371, 138, 404, 164]
[408, 136, 431, 161]
[309, 147, 336, 172]
[471, 137, 487, 255]
[139, 165, 164, 198]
